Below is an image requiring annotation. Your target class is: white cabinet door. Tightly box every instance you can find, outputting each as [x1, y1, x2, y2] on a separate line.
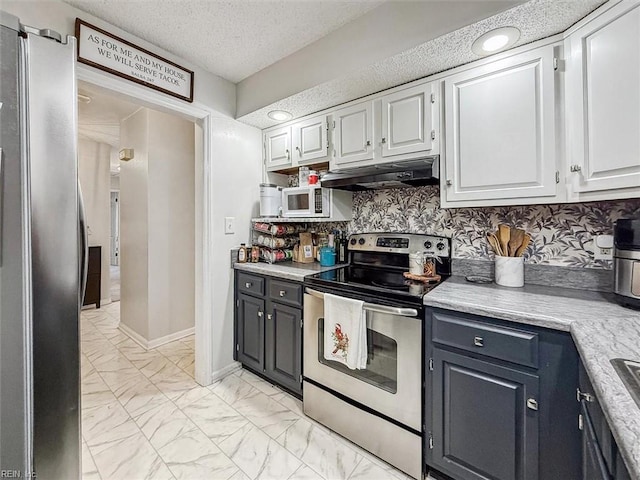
[566, 0, 640, 194]
[381, 83, 435, 157]
[333, 102, 374, 167]
[265, 126, 292, 171]
[442, 45, 558, 205]
[292, 115, 329, 164]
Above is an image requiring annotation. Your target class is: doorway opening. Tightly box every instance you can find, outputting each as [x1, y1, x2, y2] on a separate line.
[77, 73, 209, 383]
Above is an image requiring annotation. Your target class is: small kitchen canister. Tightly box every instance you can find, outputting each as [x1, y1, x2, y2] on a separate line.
[494, 255, 524, 287]
[409, 252, 425, 275]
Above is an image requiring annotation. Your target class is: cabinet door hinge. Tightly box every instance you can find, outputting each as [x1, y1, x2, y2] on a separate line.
[578, 413, 584, 431]
[553, 57, 559, 70]
[429, 358, 434, 372]
[332, 120, 336, 129]
[430, 93, 435, 104]
[300, 319, 303, 328]
[431, 130, 436, 141]
[299, 374, 303, 384]
[326, 122, 330, 148]
[555, 171, 560, 184]
[429, 434, 434, 449]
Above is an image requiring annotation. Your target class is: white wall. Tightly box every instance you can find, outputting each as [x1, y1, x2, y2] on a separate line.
[209, 118, 262, 376]
[78, 138, 112, 303]
[147, 109, 195, 341]
[119, 109, 149, 339]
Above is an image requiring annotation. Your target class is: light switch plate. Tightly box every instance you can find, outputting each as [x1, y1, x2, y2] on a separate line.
[224, 217, 235, 235]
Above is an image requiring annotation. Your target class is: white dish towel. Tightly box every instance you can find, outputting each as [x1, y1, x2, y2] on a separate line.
[323, 293, 367, 370]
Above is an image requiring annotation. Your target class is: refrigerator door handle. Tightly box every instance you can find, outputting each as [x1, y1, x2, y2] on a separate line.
[78, 181, 88, 305]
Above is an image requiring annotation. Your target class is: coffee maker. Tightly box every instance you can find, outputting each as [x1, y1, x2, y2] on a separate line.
[613, 218, 640, 309]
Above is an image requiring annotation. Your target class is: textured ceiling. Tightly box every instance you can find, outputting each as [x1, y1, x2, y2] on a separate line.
[239, 0, 608, 129]
[77, 81, 140, 170]
[64, 0, 383, 83]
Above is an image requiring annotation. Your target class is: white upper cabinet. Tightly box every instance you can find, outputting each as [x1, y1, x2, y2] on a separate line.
[332, 101, 375, 168]
[292, 114, 329, 165]
[565, 0, 640, 197]
[442, 45, 559, 207]
[381, 83, 436, 158]
[265, 126, 292, 171]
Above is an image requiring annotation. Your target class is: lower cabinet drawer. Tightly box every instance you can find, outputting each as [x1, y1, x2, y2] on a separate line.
[237, 272, 265, 296]
[432, 310, 539, 368]
[269, 279, 302, 307]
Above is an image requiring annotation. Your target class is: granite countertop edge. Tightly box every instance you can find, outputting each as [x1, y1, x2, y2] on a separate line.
[423, 277, 640, 478]
[233, 261, 344, 281]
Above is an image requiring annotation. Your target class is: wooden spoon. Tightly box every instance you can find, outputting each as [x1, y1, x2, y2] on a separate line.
[508, 229, 525, 257]
[498, 225, 511, 257]
[487, 233, 503, 256]
[515, 233, 531, 257]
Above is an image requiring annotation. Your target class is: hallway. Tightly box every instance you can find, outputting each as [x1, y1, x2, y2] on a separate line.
[80, 305, 411, 480]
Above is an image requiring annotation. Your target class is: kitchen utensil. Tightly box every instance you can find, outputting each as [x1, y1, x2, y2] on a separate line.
[498, 224, 511, 256]
[403, 271, 441, 283]
[515, 233, 531, 257]
[508, 228, 525, 257]
[487, 233, 504, 256]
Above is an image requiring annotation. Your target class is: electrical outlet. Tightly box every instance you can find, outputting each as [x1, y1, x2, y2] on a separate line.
[224, 217, 235, 235]
[593, 234, 613, 261]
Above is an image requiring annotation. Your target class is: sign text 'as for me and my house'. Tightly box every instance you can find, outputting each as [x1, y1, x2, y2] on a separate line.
[75, 19, 194, 102]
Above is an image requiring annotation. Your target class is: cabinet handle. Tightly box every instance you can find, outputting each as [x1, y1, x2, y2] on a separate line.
[446, 180, 452, 186]
[267, 313, 272, 320]
[365, 140, 371, 147]
[473, 336, 484, 347]
[279, 290, 286, 297]
[570, 164, 582, 172]
[286, 149, 290, 160]
[381, 137, 386, 144]
[257, 311, 263, 318]
[576, 388, 594, 403]
[296, 146, 301, 157]
[245, 282, 252, 288]
[526, 398, 538, 411]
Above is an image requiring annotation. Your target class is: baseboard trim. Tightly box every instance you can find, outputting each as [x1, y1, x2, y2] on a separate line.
[118, 322, 149, 349]
[118, 324, 195, 350]
[211, 362, 241, 383]
[148, 327, 195, 349]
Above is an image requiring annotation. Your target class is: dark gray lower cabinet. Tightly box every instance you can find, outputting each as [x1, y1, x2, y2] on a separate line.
[236, 292, 265, 373]
[431, 348, 539, 480]
[578, 360, 632, 480]
[234, 270, 303, 396]
[265, 301, 302, 393]
[426, 308, 581, 480]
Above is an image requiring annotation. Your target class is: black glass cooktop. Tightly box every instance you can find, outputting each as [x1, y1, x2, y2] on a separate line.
[304, 264, 446, 307]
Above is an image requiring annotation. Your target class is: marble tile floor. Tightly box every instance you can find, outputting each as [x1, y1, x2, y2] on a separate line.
[80, 304, 426, 480]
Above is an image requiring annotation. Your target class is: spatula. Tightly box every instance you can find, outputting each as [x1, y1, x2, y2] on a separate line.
[508, 229, 525, 257]
[498, 225, 511, 257]
[487, 233, 504, 257]
[515, 233, 531, 257]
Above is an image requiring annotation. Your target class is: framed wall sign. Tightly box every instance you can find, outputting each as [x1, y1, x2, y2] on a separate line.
[75, 19, 194, 102]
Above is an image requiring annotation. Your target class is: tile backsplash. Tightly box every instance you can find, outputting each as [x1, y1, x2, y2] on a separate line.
[348, 186, 640, 269]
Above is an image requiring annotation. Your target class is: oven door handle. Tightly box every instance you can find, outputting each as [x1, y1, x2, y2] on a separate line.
[305, 288, 419, 318]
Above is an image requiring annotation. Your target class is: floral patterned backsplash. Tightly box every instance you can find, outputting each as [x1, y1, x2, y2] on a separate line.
[346, 186, 640, 269]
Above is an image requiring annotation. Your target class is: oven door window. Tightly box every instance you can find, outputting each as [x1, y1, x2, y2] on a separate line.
[318, 318, 397, 393]
[287, 193, 309, 211]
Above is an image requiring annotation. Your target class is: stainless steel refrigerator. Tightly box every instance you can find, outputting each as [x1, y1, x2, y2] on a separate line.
[1, 11, 86, 479]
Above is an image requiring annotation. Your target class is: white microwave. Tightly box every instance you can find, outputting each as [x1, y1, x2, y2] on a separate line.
[281, 186, 331, 218]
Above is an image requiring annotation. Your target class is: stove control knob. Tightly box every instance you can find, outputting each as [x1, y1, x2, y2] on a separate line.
[350, 238, 357, 246]
[358, 238, 366, 245]
[424, 241, 432, 249]
[436, 242, 446, 251]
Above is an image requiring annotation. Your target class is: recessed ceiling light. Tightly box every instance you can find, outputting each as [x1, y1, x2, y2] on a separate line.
[267, 110, 292, 122]
[472, 27, 520, 56]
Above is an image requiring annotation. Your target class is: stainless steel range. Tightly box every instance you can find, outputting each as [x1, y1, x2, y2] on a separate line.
[303, 233, 451, 479]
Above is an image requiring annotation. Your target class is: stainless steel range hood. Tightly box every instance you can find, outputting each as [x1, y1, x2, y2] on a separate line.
[320, 156, 439, 191]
